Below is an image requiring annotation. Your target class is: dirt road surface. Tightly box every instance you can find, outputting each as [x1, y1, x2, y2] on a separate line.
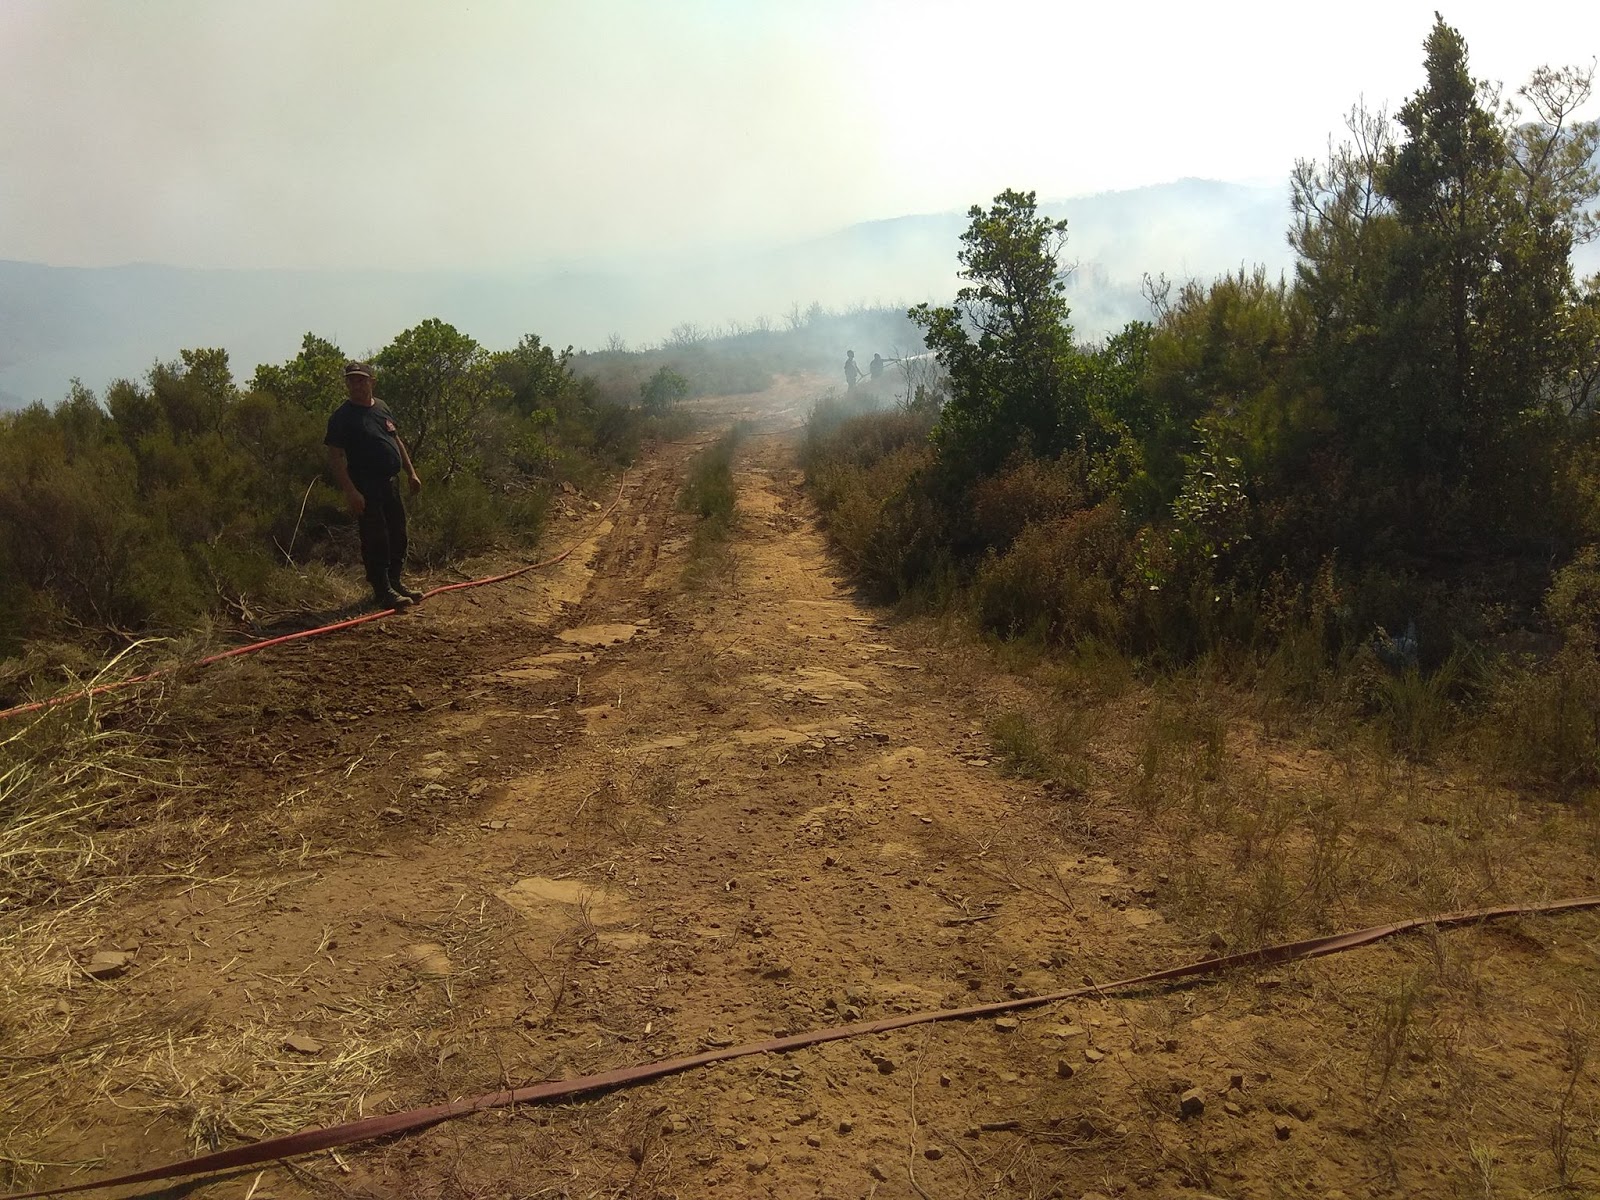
[15, 376, 1600, 1199]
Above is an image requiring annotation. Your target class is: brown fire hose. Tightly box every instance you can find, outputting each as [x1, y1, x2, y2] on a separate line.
[6, 892, 1598, 1198]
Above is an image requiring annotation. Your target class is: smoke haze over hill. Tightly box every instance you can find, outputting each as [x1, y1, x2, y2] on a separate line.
[0, 179, 1300, 407]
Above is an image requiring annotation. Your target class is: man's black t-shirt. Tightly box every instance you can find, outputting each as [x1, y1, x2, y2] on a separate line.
[324, 399, 405, 482]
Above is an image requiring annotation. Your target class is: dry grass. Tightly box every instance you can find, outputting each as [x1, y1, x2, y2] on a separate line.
[907, 602, 1600, 1195]
[0, 645, 400, 1190]
[118, 1011, 402, 1151]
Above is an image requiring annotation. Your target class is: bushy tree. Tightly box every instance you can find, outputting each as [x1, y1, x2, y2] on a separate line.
[1291, 15, 1600, 546]
[640, 366, 689, 415]
[250, 333, 347, 416]
[492, 333, 584, 419]
[375, 318, 507, 482]
[910, 189, 1084, 474]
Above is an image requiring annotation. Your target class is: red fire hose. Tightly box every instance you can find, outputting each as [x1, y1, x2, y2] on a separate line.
[5, 893, 1598, 1198]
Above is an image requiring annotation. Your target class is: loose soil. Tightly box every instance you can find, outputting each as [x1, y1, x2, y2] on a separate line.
[8, 377, 1600, 1199]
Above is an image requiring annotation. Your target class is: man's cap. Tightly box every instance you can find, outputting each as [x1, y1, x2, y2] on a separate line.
[344, 361, 375, 379]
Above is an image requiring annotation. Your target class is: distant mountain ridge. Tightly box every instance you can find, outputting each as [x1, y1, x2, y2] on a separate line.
[4, 179, 1303, 409]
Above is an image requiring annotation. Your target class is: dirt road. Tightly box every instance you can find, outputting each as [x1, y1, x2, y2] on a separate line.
[16, 377, 1600, 1199]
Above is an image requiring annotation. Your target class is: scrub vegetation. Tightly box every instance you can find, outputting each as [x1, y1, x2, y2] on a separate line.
[803, 17, 1600, 792]
[0, 304, 913, 705]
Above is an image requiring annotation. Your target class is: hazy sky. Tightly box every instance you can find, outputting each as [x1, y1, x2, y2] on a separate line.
[3, 0, 1597, 271]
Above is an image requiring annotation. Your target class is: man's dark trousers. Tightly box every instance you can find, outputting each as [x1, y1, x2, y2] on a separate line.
[355, 475, 408, 593]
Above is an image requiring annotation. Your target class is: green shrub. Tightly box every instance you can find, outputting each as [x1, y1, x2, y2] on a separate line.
[681, 426, 746, 526]
[972, 505, 1129, 645]
[409, 475, 507, 565]
[968, 455, 1090, 552]
[641, 366, 690, 415]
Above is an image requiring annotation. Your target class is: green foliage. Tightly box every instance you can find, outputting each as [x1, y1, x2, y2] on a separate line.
[681, 426, 744, 524]
[641, 366, 690, 415]
[410, 474, 525, 566]
[911, 190, 1084, 475]
[801, 401, 941, 598]
[802, 19, 1600, 788]
[375, 318, 508, 483]
[250, 333, 347, 416]
[973, 504, 1128, 646]
[0, 318, 678, 679]
[679, 425, 750, 591]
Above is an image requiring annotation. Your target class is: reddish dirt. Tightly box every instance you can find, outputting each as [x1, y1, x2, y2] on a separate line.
[11, 376, 1600, 1199]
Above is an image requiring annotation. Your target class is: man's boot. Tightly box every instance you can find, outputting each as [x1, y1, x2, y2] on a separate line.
[389, 575, 424, 603]
[372, 584, 413, 610]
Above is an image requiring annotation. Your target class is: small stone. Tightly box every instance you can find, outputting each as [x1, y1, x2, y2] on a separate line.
[869, 1161, 890, 1181]
[51, 999, 71, 1016]
[745, 1151, 770, 1173]
[837, 1119, 854, 1134]
[1287, 1099, 1316, 1121]
[923, 1146, 944, 1161]
[1056, 1059, 1075, 1079]
[1223, 1101, 1244, 1117]
[1161, 1038, 1179, 1053]
[871, 1053, 896, 1074]
[1275, 1119, 1292, 1140]
[83, 950, 133, 979]
[1229, 1071, 1245, 1090]
[1179, 1088, 1205, 1119]
[994, 1017, 1020, 1033]
[805, 1133, 822, 1148]
[938, 1072, 952, 1087]
[1206, 930, 1229, 952]
[283, 1033, 323, 1055]
[661, 1115, 690, 1135]
[1048, 1023, 1088, 1040]
[1084, 1047, 1105, 1063]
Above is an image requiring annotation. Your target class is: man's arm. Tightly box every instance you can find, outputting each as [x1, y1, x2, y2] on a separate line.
[395, 436, 422, 495]
[326, 447, 365, 515]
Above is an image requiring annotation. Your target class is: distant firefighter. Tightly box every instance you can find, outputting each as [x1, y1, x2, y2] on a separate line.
[844, 349, 862, 392]
[869, 352, 885, 380]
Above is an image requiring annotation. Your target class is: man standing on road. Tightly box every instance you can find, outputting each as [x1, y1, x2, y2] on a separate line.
[324, 361, 425, 609]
